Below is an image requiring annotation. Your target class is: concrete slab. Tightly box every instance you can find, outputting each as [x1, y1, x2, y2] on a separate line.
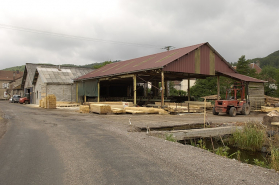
[149, 126, 242, 140]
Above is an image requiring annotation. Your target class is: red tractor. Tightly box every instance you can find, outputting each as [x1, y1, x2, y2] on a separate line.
[213, 81, 250, 117]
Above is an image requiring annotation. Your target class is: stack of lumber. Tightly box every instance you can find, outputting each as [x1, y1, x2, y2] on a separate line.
[111, 108, 126, 114]
[166, 105, 203, 113]
[39, 95, 56, 109]
[86, 102, 133, 114]
[155, 101, 212, 108]
[90, 104, 111, 114]
[39, 99, 44, 108]
[56, 101, 80, 107]
[124, 107, 168, 114]
[155, 101, 210, 113]
[79, 105, 90, 113]
[84, 101, 133, 107]
[261, 106, 279, 113]
[46, 94, 56, 109]
[265, 95, 279, 106]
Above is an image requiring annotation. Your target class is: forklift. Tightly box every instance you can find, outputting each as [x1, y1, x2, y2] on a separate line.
[213, 81, 250, 117]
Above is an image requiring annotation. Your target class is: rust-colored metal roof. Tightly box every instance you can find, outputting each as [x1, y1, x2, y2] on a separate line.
[76, 42, 238, 81]
[76, 43, 208, 80]
[218, 71, 267, 83]
[0, 70, 24, 81]
[249, 63, 262, 74]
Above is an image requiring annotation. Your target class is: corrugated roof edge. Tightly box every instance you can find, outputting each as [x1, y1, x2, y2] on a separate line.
[218, 71, 267, 83]
[74, 66, 163, 81]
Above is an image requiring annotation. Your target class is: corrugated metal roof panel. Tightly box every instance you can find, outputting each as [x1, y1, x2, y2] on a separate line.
[35, 66, 93, 84]
[76, 43, 206, 80]
[219, 72, 267, 83]
[0, 70, 24, 81]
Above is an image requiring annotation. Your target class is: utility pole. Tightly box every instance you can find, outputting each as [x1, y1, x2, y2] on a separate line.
[162, 46, 175, 51]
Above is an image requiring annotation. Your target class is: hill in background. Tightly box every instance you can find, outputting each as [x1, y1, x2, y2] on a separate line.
[2, 60, 120, 72]
[248, 50, 279, 68]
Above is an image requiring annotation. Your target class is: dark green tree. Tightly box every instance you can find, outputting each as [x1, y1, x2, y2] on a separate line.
[190, 76, 232, 100]
[259, 66, 279, 97]
[236, 55, 257, 78]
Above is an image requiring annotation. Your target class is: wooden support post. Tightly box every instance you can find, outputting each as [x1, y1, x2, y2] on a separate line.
[204, 98, 206, 128]
[188, 79, 190, 113]
[84, 95, 86, 103]
[144, 83, 148, 97]
[217, 76, 220, 100]
[166, 81, 169, 97]
[133, 74, 137, 105]
[97, 81, 100, 103]
[161, 71, 165, 107]
[76, 83, 78, 103]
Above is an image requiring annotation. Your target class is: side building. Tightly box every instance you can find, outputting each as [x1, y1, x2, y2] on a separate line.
[21, 63, 93, 104]
[0, 70, 24, 99]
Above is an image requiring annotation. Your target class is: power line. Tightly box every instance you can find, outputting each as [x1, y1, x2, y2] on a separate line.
[0, 24, 164, 48]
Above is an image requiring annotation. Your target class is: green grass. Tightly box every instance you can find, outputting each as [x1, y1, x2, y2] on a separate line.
[165, 134, 177, 142]
[230, 122, 266, 151]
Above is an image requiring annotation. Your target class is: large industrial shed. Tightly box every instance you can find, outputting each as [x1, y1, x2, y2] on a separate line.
[75, 42, 266, 106]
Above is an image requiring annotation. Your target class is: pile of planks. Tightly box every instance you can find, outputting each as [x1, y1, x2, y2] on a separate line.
[79, 105, 90, 113]
[124, 107, 168, 115]
[265, 95, 279, 106]
[155, 101, 211, 113]
[261, 106, 279, 113]
[86, 102, 133, 114]
[39, 94, 56, 109]
[56, 101, 80, 107]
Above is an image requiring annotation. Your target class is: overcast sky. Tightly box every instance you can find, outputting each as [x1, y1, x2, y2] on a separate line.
[1, 0, 279, 70]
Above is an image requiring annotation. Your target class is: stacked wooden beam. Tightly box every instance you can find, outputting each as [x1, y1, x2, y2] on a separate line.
[90, 104, 111, 114]
[46, 94, 56, 109]
[265, 95, 279, 106]
[79, 105, 90, 113]
[124, 107, 168, 114]
[155, 101, 211, 113]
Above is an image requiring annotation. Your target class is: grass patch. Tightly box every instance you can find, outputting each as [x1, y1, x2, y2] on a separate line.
[270, 146, 279, 171]
[230, 121, 267, 152]
[165, 134, 177, 142]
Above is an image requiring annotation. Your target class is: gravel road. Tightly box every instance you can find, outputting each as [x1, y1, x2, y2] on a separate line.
[0, 101, 278, 185]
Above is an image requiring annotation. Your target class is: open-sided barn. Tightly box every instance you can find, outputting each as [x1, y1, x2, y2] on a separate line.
[75, 42, 266, 107]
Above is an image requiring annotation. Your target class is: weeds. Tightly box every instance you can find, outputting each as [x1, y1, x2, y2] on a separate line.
[165, 134, 177, 142]
[229, 150, 241, 161]
[270, 146, 279, 171]
[197, 139, 206, 149]
[253, 159, 269, 168]
[215, 146, 230, 157]
[230, 122, 266, 151]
